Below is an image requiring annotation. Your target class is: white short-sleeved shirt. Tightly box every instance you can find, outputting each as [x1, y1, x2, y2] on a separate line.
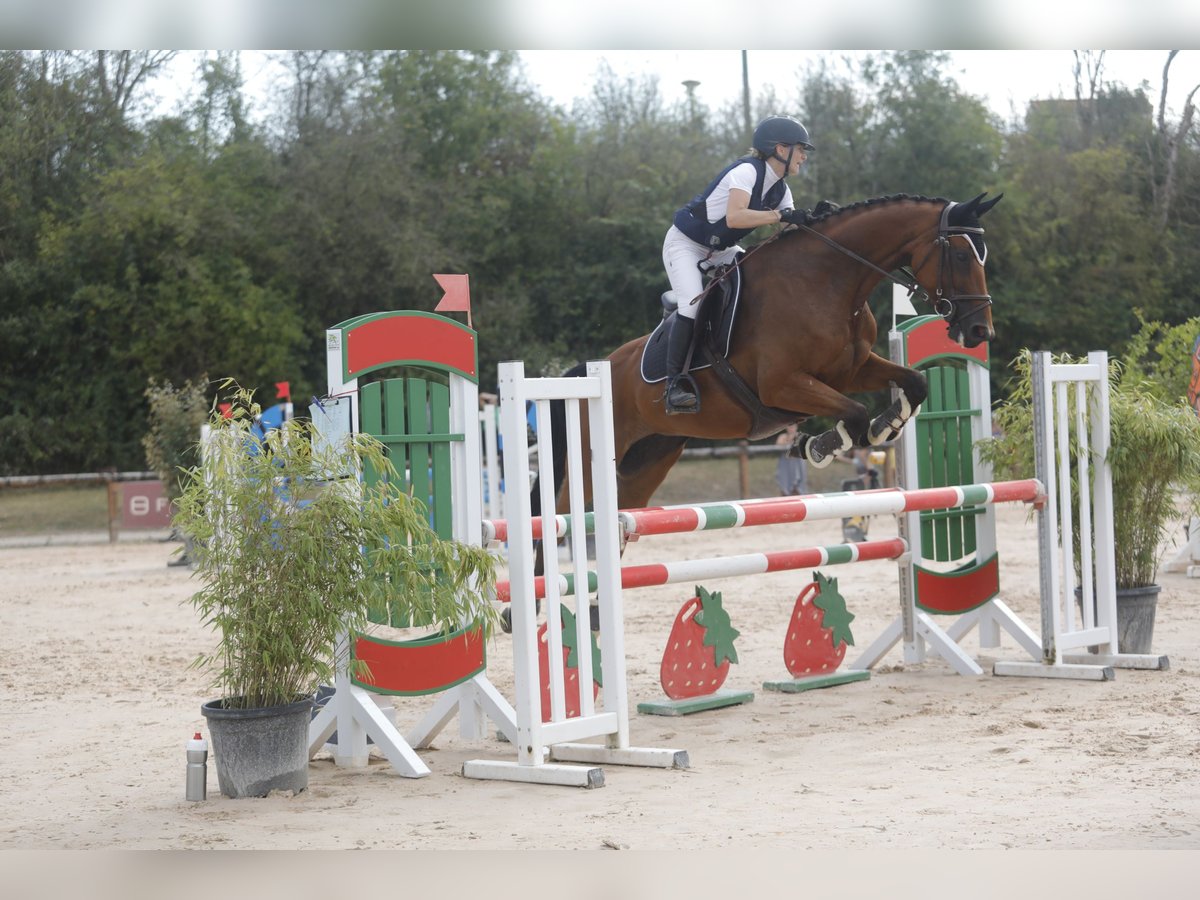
[704, 161, 794, 223]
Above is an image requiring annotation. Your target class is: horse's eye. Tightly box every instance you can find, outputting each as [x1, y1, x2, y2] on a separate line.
[956, 250, 970, 263]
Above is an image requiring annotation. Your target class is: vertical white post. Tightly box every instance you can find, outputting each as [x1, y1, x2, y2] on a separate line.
[586, 360, 632, 749]
[1033, 352, 1062, 664]
[496, 361, 545, 769]
[1088, 351, 1120, 653]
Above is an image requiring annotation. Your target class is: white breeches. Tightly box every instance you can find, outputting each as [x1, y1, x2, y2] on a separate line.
[662, 226, 741, 320]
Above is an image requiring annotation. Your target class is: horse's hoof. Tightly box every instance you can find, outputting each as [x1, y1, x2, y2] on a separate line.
[500, 606, 513, 634]
[807, 449, 836, 469]
[794, 433, 836, 468]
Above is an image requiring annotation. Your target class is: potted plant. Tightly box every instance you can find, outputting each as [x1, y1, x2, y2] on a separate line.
[174, 388, 498, 798]
[982, 350, 1200, 652]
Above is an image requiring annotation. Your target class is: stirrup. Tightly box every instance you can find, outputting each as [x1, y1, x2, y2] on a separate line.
[664, 375, 700, 415]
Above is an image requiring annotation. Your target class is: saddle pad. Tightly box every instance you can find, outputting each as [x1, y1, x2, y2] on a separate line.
[640, 267, 742, 384]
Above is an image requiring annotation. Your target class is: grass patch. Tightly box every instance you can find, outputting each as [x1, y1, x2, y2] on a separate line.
[0, 485, 111, 535]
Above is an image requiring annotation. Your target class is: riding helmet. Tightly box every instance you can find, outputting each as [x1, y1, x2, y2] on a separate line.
[752, 115, 815, 154]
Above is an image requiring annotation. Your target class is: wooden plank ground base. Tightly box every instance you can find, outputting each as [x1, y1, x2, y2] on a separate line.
[762, 669, 871, 693]
[992, 661, 1116, 680]
[461, 759, 605, 788]
[1063, 652, 1170, 670]
[637, 688, 755, 717]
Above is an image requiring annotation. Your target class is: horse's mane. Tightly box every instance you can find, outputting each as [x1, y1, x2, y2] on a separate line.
[808, 193, 949, 225]
[770, 193, 953, 249]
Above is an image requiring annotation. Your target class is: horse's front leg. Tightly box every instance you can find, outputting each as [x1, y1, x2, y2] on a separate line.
[845, 353, 928, 446]
[759, 375, 870, 469]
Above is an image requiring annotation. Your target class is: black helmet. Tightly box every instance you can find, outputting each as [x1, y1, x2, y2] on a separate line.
[752, 115, 815, 155]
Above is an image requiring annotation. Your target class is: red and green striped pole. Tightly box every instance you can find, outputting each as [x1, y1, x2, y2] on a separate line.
[494, 537, 907, 603]
[482, 479, 1043, 544]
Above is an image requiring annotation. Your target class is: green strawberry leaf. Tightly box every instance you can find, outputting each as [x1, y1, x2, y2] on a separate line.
[693, 585, 740, 667]
[559, 604, 603, 686]
[812, 572, 856, 649]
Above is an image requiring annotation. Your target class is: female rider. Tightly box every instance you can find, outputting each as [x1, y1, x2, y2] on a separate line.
[661, 114, 815, 414]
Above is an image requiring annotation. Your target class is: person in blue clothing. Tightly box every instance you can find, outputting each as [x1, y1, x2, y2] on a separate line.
[661, 114, 817, 414]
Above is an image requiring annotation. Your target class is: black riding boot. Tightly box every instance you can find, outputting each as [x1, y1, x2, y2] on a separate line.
[663, 315, 699, 414]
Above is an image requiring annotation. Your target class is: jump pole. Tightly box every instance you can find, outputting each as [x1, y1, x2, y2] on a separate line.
[481, 480, 1043, 544]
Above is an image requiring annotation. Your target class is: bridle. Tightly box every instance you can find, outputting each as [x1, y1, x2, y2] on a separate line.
[787, 200, 992, 324]
[905, 201, 993, 324]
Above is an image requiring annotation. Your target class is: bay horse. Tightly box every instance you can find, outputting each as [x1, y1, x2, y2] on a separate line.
[596, 191, 1002, 512]
[506, 193, 1001, 631]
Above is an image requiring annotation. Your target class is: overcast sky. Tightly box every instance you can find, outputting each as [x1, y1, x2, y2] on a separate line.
[147, 49, 1200, 130]
[516, 50, 1200, 123]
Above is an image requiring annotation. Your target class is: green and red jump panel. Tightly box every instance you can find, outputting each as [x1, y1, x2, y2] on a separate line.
[332, 310, 478, 384]
[352, 624, 486, 696]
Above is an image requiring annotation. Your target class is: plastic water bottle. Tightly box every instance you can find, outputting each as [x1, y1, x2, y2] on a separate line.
[185, 732, 208, 801]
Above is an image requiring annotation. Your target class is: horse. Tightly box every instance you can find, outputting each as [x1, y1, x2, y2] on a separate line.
[505, 192, 1001, 631]
[595, 191, 1001, 512]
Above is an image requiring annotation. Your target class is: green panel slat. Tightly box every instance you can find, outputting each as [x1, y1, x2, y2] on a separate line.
[954, 368, 978, 557]
[383, 379, 410, 498]
[926, 371, 950, 560]
[359, 381, 390, 626]
[406, 378, 435, 519]
[916, 418, 935, 553]
[940, 369, 965, 559]
[428, 380, 454, 541]
[360, 381, 384, 490]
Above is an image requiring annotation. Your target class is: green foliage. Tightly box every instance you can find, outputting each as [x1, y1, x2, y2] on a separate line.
[174, 387, 499, 709]
[1121, 312, 1200, 402]
[142, 377, 209, 502]
[982, 351, 1200, 588]
[5, 49, 1200, 476]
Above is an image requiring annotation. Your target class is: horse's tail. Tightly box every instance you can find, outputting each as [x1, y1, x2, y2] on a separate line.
[529, 361, 587, 522]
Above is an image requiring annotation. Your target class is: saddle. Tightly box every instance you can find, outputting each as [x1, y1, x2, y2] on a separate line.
[639, 265, 742, 384]
[639, 264, 801, 440]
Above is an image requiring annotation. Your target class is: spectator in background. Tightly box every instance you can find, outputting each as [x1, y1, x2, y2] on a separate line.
[775, 424, 808, 496]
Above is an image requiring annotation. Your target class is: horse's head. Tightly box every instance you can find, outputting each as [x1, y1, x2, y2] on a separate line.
[911, 192, 1002, 348]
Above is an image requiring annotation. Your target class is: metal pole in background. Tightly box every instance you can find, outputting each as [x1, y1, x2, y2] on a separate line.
[741, 50, 752, 142]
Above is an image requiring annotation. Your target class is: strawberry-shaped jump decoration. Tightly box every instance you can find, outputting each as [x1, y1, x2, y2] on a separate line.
[660, 586, 741, 700]
[784, 572, 856, 678]
[538, 604, 602, 722]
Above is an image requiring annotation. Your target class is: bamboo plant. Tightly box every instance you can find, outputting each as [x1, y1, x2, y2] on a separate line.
[174, 390, 499, 710]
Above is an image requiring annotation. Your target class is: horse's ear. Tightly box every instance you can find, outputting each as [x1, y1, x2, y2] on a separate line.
[976, 192, 1003, 217]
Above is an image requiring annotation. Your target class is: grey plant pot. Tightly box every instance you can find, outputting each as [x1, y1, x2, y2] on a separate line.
[1077, 583, 1161, 655]
[1114, 584, 1161, 655]
[201, 696, 314, 798]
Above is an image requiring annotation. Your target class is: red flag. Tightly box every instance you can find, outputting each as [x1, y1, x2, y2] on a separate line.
[275, 381, 291, 401]
[433, 274, 471, 320]
[218, 402, 233, 420]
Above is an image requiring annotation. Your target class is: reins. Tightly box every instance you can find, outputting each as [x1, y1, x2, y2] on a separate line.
[689, 199, 991, 325]
[785, 219, 929, 309]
